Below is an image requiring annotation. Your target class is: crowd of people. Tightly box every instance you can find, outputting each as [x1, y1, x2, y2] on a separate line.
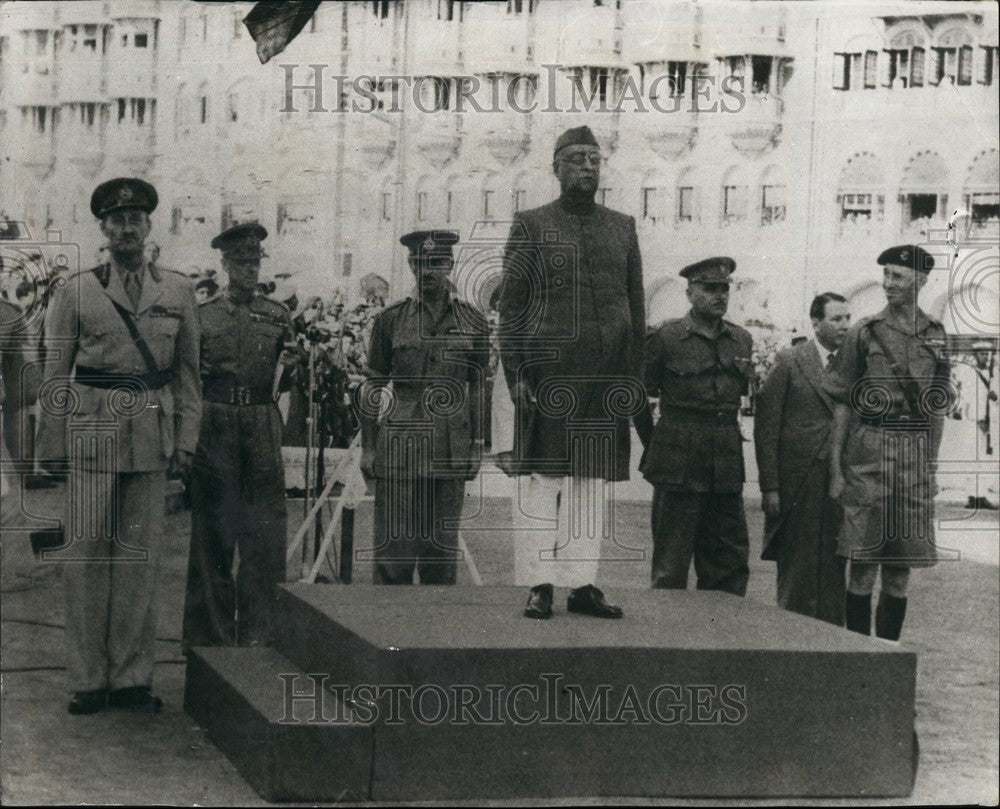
[0, 125, 997, 719]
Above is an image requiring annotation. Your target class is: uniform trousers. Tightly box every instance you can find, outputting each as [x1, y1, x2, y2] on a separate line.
[650, 489, 749, 596]
[512, 474, 607, 588]
[373, 476, 464, 585]
[58, 469, 164, 693]
[183, 402, 287, 647]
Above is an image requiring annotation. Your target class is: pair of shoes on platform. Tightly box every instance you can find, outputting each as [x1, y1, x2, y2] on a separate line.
[966, 495, 998, 510]
[523, 583, 623, 619]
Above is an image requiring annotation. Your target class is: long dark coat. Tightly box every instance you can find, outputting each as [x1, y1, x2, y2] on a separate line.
[497, 199, 646, 481]
[754, 340, 844, 623]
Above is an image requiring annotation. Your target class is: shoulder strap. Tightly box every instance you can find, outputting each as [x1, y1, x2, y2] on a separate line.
[865, 321, 921, 414]
[93, 265, 161, 376]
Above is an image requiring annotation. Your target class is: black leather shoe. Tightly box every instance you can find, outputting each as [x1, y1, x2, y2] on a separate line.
[68, 689, 107, 715]
[567, 585, 623, 619]
[108, 686, 163, 714]
[523, 583, 554, 619]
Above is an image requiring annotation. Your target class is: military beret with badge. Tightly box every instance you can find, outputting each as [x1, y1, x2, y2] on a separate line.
[877, 244, 934, 273]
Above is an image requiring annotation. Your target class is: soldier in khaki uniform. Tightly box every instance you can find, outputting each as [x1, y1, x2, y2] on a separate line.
[826, 245, 950, 641]
[642, 257, 754, 596]
[182, 223, 296, 648]
[38, 178, 201, 714]
[361, 230, 489, 585]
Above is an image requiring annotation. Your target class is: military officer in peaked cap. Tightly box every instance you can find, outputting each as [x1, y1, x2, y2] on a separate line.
[642, 257, 754, 596]
[826, 244, 950, 641]
[360, 229, 490, 585]
[38, 177, 201, 714]
[182, 222, 297, 649]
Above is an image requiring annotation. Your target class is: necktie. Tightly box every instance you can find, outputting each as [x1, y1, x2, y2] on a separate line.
[124, 271, 141, 309]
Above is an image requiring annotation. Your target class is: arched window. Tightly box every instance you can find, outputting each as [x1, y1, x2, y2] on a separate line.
[444, 174, 464, 225]
[640, 170, 666, 224]
[933, 27, 975, 86]
[833, 33, 879, 91]
[837, 152, 885, 226]
[884, 27, 927, 88]
[900, 151, 949, 224]
[720, 165, 749, 225]
[964, 149, 999, 228]
[481, 173, 502, 220]
[512, 171, 531, 214]
[759, 165, 787, 226]
[414, 174, 438, 223]
[379, 178, 395, 224]
[675, 166, 698, 224]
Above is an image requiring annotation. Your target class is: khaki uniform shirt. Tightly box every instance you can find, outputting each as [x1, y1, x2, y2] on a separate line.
[367, 295, 489, 478]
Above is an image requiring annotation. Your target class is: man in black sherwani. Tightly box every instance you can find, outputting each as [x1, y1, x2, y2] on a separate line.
[498, 125, 651, 619]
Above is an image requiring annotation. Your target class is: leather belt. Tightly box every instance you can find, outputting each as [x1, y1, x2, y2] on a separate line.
[202, 378, 272, 406]
[659, 405, 738, 423]
[859, 414, 928, 428]
[75, 365, 173, 391]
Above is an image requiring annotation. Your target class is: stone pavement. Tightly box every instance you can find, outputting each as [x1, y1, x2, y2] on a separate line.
[1, 483, 997, 806]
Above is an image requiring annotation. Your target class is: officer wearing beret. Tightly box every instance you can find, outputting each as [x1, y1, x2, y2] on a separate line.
[498, 125, 649, 620]
[642, 257, 754, 596]
[182, 222, 297, 649]
[826, 244, 950, 640]
[38, 178, 201, 714]
[360, 230, 489, 585]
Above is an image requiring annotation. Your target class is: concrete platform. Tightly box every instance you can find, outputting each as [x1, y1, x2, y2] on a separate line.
[186, 584, 918, 802]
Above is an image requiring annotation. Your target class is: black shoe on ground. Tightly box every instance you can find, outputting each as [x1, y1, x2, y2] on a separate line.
[523, 583, 554, 619]
[567, 585, 623, 619]
[108, 686, 163, 714]
[68, 689, 107, 715]
[966, 496, 979, 509]
[978, 496, 998, 511]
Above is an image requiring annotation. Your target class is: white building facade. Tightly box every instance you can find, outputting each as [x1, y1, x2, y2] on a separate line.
[1, 0, 997, 342]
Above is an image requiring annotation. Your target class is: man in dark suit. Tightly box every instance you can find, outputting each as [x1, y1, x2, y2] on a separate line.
[498, 125, 650, 620]
[754, 292, 851, 625]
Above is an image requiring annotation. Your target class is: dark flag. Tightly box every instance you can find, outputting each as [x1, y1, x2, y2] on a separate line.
[242, 0, 323, 64]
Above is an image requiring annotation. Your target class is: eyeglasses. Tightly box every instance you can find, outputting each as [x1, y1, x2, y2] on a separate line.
[559, 152, 602, 167]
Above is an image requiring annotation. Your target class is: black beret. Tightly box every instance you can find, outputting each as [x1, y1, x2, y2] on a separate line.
[679, 256, 736, 284]
[90, 177, 158, 218]
[554, 125, 600, 157]
[400, 229, 459, 259]
[877, 244, 934, 273]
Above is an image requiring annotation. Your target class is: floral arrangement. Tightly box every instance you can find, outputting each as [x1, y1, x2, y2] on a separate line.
[284, 290, 386, 447]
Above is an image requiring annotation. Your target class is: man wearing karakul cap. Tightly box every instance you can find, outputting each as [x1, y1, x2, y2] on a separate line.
[826, 244, 951, 641]
[37, 178, 201, 714]
[498, 125, 651, 619]
[642, 257, 754, 596]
